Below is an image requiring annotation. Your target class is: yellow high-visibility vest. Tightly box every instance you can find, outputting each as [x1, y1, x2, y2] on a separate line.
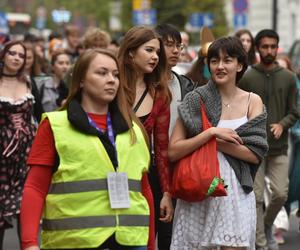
[41, 111, 150, 249]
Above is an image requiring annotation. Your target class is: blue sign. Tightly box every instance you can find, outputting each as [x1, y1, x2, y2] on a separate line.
[52, 10, 71, 23]
[36, 17, 46, 30]
[189, 13, 214, 28]
[132, 9, 156, 26]
[0, 12, 8, 33]
[233, 0, 248, 13]
[233, 13, 247, 28]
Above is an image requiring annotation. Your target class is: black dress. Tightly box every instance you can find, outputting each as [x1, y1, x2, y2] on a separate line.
[0, 94, 36, 229]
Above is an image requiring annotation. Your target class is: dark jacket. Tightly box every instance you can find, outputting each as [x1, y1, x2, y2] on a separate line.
[172, 70, 194, 100]
[239, 63, 300, 155]
[29, 77, 44, 122]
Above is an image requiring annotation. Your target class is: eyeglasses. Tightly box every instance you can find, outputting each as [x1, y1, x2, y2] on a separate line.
[164, 42, 184, 51]
[7, 50, 26, 59]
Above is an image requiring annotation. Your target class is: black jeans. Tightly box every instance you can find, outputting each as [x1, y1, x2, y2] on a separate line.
[148, 164, 174, 250]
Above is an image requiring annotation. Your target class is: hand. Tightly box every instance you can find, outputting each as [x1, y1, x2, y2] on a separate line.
[270, 123, 283, 139]
[159, 192, 174, 223]
[24, 246, 40, 250]
[210, 127, 243, 145]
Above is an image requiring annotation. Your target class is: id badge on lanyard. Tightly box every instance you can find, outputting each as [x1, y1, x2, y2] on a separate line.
[87, 112, 130, 209]
[107, 172, 130, 209]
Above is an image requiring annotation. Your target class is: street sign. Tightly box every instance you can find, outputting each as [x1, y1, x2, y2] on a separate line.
[189, 13, 214, 29]
[132, 9, 156, 26]
[233, 0, 248, 13]
[0, 11, 8, 33]
[36, 6, 46, 29]
[51, 9, 71, 24]
[233, 13, 247, 28]
[132, 0, 151, 10]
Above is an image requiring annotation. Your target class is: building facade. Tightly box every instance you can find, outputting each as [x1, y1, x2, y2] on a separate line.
[225, 0, 300, 52]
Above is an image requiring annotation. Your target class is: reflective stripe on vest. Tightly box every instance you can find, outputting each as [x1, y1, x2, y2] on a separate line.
[48, 179, 141, 194]
[42, 111, 150, 249]
[43, 215, 149, 231]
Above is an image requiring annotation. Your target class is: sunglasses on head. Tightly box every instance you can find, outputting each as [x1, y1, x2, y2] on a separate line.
[7, 50, 26, 59]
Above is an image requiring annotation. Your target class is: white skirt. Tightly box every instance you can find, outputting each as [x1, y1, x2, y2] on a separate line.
[170, 152, 256, 250]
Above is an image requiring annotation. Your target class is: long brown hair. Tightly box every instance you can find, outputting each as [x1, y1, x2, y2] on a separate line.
[118, 26, 171, 107]
[0, 40, 27, 82]
[235, 29, 257, 66]
[61, 48, 148, 144]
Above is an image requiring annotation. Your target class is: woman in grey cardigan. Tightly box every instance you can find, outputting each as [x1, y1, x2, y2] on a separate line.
[169, 37, 268, 250]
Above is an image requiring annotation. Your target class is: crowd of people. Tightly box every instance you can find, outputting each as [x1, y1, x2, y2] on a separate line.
[0, 23, 300, 250]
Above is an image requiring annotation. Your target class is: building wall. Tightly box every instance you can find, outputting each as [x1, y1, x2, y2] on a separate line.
[225, 0, 300, 52]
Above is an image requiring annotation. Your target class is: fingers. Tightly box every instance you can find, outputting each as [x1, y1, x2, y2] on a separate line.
[221, 129, 243, 145]
[270, 124, 282, 139]
[159, 206, 173, 222]
[159, 196, 174, 223]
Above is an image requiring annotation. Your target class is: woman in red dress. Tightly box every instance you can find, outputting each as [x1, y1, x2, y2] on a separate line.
[118, 26, 174, 249]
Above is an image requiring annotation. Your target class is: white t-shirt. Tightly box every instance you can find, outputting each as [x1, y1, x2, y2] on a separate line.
[169, 73, 182, 137]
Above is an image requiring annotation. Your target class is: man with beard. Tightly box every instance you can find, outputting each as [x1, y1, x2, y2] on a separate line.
[240, 29, 299, 250]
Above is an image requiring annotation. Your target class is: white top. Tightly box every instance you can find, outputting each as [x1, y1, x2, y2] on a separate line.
[169, 73, 182, 137]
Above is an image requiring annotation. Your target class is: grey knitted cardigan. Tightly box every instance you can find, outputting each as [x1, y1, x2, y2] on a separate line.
[178, 80, 269, 194]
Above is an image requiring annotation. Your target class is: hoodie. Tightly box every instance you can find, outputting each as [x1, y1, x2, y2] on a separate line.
[239, 63, 299, 155]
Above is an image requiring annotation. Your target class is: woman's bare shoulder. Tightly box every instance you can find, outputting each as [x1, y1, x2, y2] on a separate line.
[248, 92, 264, 118]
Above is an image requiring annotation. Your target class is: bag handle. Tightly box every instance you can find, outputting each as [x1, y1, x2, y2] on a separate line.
[200, 99, 212, 130]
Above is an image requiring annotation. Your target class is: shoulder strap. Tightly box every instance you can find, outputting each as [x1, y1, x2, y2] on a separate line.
[200, 98, 211, 130]
[133, 87, 148, 113]
[246, 92, 252, 117]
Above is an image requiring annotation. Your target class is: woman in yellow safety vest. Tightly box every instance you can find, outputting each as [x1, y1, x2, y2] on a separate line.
[20, 48, 151, 250]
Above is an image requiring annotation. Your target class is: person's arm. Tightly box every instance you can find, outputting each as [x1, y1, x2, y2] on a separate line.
[169, 118, 243, 162]
[216, 140, 259, 164]
[21, 166, 53, 250]
[21, 119, 57, 250]
[153, 98, 173, 222]
[153, 98, 171, 193]
[141, 173, 155, 250]
[278, 77, 300, 131]
[217, 93, 264, 164]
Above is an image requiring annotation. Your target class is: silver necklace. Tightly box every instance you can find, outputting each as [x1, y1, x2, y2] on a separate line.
[223, 101, 232, 108]
[222, 91, 237, 108]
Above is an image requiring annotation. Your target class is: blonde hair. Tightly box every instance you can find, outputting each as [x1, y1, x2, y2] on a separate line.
[82, 28, 111, 49]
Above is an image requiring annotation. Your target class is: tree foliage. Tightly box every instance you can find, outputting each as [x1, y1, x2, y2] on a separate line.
[5, 0, 228, 41]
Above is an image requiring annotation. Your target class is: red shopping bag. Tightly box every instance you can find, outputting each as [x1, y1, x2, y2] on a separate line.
[171, 100, 227, 202]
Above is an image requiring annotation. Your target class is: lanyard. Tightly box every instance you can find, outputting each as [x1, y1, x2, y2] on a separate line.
[87, 112, 119, 167]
